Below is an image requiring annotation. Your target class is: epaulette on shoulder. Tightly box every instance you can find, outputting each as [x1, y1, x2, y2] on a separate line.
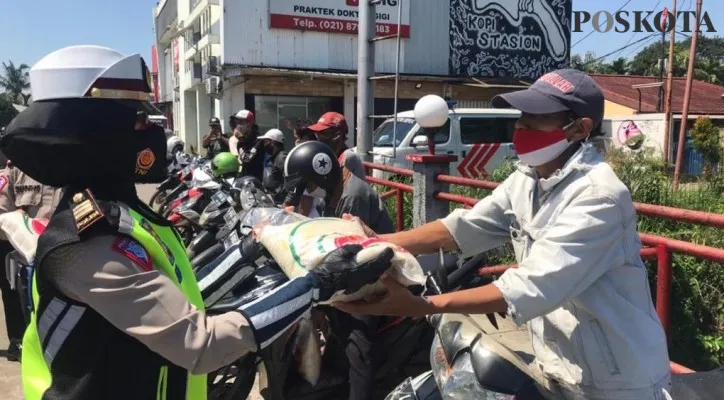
[69, 189, 106, 233]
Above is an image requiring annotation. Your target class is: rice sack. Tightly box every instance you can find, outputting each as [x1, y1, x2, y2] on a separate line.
[256, 215, 425, 303]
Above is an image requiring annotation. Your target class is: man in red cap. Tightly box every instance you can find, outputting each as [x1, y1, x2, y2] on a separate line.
[307, 112, 365, 180]
[230, 109, 264, 180]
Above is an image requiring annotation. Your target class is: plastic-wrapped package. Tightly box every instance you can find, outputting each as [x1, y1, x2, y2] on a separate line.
[0, 210, 48, 264]
[256, 210, 425, 303]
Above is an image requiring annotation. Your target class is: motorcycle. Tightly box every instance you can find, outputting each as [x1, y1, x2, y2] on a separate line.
[189, 177, 278, 267]
[151, 154, 206, 213]
[195, 205, 487, 400]
[384, 274, 724, 399]
[165, 162, 241, 245]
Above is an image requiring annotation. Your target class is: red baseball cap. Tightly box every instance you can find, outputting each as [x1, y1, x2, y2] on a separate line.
[308, 112, 348, 134]
[233, 109, 255, 124]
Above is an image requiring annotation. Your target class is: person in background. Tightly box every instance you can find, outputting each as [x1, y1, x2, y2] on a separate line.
[335, 69, 672, 400]
[284, 141, 394, 400]
[286, 119, 323, 215]
[257, 128, 288, 202]
[201, 117, 229, 159]
[230, 110, 264, 180]
[307, 112, 366, 181]
[0, 162, 62, 362]
[293, 118, 316, 145]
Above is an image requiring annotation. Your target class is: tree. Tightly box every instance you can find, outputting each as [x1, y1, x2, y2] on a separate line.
[0, 95, 19, 127]
[690, 116, 722, 166]
[0, 61, 30, 105]
[629, 36, 724, 83]
[570, 53, 628, 75]
[608, 57, 628, 74]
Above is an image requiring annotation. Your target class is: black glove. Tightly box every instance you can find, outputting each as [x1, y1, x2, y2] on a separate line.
[311, 244, 394, 302]
[240, 234, 264, 262]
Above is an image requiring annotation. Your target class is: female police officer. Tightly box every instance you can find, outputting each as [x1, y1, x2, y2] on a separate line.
[0, 45, 393, 400]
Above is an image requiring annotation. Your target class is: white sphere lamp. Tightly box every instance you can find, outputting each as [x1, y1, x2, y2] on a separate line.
[414, 95, 449, 128]
[413, 94, 449, 155]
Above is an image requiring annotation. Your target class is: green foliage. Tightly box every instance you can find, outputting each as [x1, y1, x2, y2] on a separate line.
[690, 117, 722, 165]
[573, 36, 724, 83]
[372, 149, 724, 369]
[570, 52, 630, 75]
[0, 61, 30, 106]
[0, 95, 18, 127]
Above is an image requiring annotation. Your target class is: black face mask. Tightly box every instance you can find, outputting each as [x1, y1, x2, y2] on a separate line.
[113, 122, 168, 183]
[1, 99, 168, 187]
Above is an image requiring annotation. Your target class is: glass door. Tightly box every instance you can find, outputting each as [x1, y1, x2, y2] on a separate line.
[278, 96, 308, 150]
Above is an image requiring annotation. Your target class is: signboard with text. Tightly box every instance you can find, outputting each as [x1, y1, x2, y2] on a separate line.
[449, 0, 571, 80]
[269, 0, 411, 38]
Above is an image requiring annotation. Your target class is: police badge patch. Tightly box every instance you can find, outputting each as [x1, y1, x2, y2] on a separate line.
[112, 237, 152, 271]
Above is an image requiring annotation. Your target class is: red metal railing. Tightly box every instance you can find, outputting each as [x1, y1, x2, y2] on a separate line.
[364, 161, 724, 374]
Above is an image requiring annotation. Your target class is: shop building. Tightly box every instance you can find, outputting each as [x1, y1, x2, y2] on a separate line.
[153, 0, 572, 151]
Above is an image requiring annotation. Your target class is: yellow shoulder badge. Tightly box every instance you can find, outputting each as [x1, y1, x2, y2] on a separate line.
[70, 190, 105, 233]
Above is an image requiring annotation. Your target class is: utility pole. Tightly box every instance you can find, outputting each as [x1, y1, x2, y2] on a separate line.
[663, 0, 677, 164]
[673, 0, 702, 189]
[657, 8, 667, 112]
[356, 1, 376, 163]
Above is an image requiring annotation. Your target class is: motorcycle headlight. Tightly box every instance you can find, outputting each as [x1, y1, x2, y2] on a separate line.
[430, 334, 453, 389]
[430, 335, 515, 400]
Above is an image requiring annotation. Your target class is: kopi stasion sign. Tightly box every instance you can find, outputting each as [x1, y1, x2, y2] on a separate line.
[449, 0, 572, 80]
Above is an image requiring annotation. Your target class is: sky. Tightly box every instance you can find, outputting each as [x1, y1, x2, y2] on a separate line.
[0, 0, 722, 68]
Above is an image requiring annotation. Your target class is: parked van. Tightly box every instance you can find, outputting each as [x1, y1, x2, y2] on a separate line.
[368, 108, 521, 179]
[148, 114, 174, 138]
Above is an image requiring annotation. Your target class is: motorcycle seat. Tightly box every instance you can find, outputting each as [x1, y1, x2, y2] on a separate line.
[670, 368, 724, 400]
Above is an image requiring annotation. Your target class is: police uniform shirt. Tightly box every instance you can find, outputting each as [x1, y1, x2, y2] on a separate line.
[0, 166, 62, 219]
[42, 234, 258, 374]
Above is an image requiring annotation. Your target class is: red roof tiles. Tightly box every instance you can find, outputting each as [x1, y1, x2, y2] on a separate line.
[589, 74, 724, 115]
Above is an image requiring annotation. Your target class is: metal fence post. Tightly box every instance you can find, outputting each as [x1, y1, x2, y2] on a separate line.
[656, 244, 672, 340]
[408, 154, 457, 227]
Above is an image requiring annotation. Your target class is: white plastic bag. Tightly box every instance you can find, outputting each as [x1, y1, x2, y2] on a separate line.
[0, 210, 48, 264]
[256, 211, 425, 303]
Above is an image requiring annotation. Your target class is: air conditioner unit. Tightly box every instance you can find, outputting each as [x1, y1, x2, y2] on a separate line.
[205, 76, 221, 97]
[206, 56, 221, 76]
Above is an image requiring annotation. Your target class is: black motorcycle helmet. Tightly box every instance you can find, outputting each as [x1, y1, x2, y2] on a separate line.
[283, 141, 341, 207]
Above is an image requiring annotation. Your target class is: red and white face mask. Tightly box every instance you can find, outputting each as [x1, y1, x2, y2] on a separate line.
[512, 120, 577, 167]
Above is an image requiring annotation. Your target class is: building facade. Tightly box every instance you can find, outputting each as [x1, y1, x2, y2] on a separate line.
[153, 0, 572, 151]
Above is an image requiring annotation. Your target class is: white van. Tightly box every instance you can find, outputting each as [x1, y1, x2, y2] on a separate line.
[368, 108, 521, 179]
[148, 114, 174, 138]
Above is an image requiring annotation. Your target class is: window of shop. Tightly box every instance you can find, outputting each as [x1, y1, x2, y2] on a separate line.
[254, 96, 340, 149]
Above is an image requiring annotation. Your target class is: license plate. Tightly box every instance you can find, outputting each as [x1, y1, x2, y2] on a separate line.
[223, 230, 240, 249]
[224, 209, 238, 228]
[212, 191, 227, 204]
